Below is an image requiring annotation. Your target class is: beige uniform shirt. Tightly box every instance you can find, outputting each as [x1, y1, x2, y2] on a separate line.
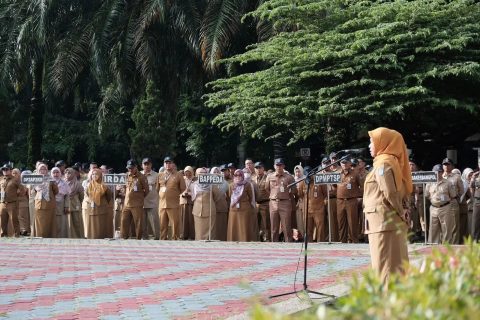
[337, 168, 362, 199]
[141, 170, 159, 209]
[255, 174, 269, 203]
[0, 176, 20, 203]
[156, 170, 186, 209]
[443, 172, 463, 201]
[425, 179, 456, 207]
[265, 171, 297, 200]
[363, 163, 407, 234]
[124, 172, 149, 208]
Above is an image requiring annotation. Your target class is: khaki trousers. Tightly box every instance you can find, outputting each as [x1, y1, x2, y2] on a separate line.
[142, 207, 160, 240]
[336, 198, 359, 243]
[307, 211, 326, 242]
[326, 197, 339, 241]
[121, 206, 144, 240]
[0, 202, 19, 237]
[269, 199, 292, 242]
[451, 200, 460, 244]
[368, 227, 409, 285]
[18, 205, 30, 234]
[160, 207, 181, 240]
[472, 200, 480, 241]
[257, 203, 270, 241]
[429, 204, 455, 244]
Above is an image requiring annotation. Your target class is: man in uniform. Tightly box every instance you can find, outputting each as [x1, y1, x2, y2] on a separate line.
[265, 158, 297, 242]
[141, 158, 160, 240]
[221, 164, 233, 185]
[227, 163, 237, 178]
[245, 158, 256, 179]
[0, 163, 21, 237]
[425, 164, 456, 243]
[336, 157, 362, 243]
[409, 159, 425, 241]
[322, 157, 340, 241]
[156, 156, 186, 240]
[442, 158, 463, 244]
[121, 159, 149, 239]
[254, 162, 270, 241]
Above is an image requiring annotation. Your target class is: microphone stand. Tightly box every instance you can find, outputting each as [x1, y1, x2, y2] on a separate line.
[269, 155, 349, 300]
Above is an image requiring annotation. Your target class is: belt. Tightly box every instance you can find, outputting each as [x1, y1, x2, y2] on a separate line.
[337, 197, 355, 201]
[0, 201, 16, 204]
[431, 202, 450, 208]
[270, 198, 289, 201]
[257, 199, 269, 204]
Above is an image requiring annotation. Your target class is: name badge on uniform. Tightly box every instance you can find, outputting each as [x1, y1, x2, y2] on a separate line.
[90, 202, 95, 208]
[236, 203, 240, 209]
[149, 185, 153, 191]
[280, 186, 285, 193]
[160, 186, 166, 193]
[314, 192, 318, 198]
[133, 185, 138, 192]
[347, 183, 352, 190]
[0, 191, 4, 202]
[440, 195, 446, 202]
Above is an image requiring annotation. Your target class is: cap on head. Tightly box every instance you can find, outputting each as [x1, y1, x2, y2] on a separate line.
[227, 163, 235, 168]
[55, 160, 65, 167]
[321, 157, 330, 164]
[163, 156, 173, 163]
[254, 161, 264, 168]
[126, 159, 137, 169]
[142, 157, 152, 164]
[432, 164, 444, 172]
[329, 152, 338, 159]
[340, 157, 351, 164]
[1, 163, 12, 170]
[274, 158, 285, 166]
[442, 158, 453, 165]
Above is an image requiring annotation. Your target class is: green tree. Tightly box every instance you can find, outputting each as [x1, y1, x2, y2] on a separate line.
[206, 0, 480, 148]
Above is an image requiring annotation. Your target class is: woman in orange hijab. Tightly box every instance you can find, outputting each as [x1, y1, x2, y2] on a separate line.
[364, 127, 412, 285]
[85, 168, 112, 239]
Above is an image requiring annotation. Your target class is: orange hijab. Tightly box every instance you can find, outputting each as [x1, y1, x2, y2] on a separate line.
[368, 127, 413, 195]
[87, 169, 108, 206]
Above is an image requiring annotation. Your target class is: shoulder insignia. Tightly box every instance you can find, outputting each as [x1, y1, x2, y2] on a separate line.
[378, 166, 384, 176]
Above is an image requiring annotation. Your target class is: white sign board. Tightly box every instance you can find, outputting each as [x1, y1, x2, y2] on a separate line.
[21, 174, 46, 185]
[314, 173, 341, 185]
[103, 174, 127, 185]
[198, 174, 224, 185]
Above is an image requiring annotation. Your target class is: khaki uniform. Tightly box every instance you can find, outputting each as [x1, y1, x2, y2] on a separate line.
[34, 182, 59, 238]
[227, 183, 255, 242]
[179, 178, 195, 240]
[85, 187, 112, 239]
[469, 176, 480, 241]
[142, 170, 160, 240]
[17, 184, 30, 235]
[156, 170, 186, 240]
[121, 172, 149, 239]
[336, 168, 362, 243]
[265, 172, 297, 242]
[0, 176, 21, 237]
[192, 185, 222, 240]
[443, 172, 463, 244]
[425, 179, 456, 243]
[363, 163, 409, 285]
[67, 180, 84, 238]
[298, 180, 327, 242]
[255, 174, 270, 241]
[213, 183, 229, 241]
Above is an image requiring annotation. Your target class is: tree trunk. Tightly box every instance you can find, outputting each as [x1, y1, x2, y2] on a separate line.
[27, 58, 45, 167]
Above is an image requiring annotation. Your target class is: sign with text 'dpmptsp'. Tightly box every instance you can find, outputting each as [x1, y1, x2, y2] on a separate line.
[198, 174, 224, 185]
[103, 174, 127, 185]
[411, 171, 437, 184]
[314, 173, 341, 185]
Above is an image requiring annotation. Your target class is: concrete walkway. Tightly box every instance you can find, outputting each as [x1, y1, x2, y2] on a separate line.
[0, 239, 431, 319]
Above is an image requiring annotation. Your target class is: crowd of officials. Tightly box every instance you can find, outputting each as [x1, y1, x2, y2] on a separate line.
[0, 153, 479, 244]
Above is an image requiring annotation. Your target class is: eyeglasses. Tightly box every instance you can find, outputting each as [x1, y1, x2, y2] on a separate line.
[234, 174, 242, 177]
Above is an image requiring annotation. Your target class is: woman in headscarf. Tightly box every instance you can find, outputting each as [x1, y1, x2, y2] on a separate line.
[85, 168, 112, 239]
[293, 165, 305, 236]
[211, 166, 229, 241]
[65, 167, 84, 238]
[179, 166, 195, 240]
[191, 167, 222, 240]
[51, 167, 71, 238]
[461, 168, 473, 240]
[364, 127, 412, 285]
[227, 169, 256, 241]
[33, 163, 59, 238]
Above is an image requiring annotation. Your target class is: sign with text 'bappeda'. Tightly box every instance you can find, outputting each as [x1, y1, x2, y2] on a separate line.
[198, 174, 224, 185]
[314, 173, 341, 185]
[411, 171, 437, 184]
[103, 174, 127, 185]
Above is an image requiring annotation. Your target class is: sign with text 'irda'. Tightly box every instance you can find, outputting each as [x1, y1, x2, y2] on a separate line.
[103, 174, 127, 185]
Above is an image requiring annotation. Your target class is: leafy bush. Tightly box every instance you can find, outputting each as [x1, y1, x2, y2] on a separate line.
[253, 239, 480, 319]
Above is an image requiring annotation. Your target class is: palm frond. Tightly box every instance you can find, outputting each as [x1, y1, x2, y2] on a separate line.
[200, 0, 246, 73]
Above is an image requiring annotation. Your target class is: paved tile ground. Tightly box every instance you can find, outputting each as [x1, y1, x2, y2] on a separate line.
[0, 239, 431, 319]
